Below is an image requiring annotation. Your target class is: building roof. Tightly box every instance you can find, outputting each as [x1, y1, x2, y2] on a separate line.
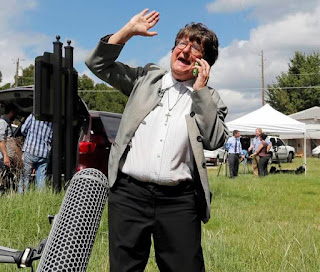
[289, 106, 320, 121]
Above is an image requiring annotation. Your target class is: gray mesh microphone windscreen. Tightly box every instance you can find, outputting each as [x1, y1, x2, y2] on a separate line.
[37, 168, 109, 272]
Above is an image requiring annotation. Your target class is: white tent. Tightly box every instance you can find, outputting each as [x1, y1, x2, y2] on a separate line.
[227, 104, 306, 135]
[226, 104, 307, 173]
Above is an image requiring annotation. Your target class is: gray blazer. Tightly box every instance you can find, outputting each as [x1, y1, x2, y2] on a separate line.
[85, 37, 228, 223]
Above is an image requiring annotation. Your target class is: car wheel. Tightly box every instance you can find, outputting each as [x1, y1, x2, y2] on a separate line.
[287, 153, 293, 163]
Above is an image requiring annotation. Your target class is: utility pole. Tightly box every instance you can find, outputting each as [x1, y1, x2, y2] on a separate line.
[15, 58, 20, 87]
[261, 50, 265, 106]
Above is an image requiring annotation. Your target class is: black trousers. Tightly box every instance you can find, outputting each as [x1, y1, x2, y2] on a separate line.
[228, 153, 240, 178]
[258, 155, 270, 176]
[108, 173, 205, 272]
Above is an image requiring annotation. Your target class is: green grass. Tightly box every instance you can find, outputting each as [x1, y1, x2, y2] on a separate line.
[0, 157, 319, 271]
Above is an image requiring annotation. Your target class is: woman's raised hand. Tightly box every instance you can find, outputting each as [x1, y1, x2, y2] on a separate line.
[108, 9, 160, 45]
[128, 9, 160, 37]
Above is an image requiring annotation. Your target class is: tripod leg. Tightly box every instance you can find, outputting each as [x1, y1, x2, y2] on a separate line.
[217, 161, 222, 176]
[275, 150, 281, 170]
[224, 151, 228, 177]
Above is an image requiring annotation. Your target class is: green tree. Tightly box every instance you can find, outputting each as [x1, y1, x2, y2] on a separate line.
[78, 76, 128, 113]
[0, 83, 11, 90]
[0, 71, 11, 90]
[94, 82, 113, 90]
[78, 74, 94, 90]
[18, 64, 34, 86]
[266, 51, 320, 114]
[79, 90, 128, 113]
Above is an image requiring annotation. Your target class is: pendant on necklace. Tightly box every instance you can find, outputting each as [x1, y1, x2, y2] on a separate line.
[165, 112, 171, 123]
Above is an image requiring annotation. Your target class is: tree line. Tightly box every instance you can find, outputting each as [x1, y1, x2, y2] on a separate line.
[0, 66, 128, 114]
[77, 74, 128, 113]
[266, 51, 320, 114]
[1, 50, 319, 115]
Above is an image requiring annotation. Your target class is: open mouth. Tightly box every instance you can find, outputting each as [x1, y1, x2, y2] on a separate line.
[177, 57, 191, 65]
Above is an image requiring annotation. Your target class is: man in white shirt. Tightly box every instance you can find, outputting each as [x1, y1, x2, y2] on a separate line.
[248, 128, 272, 176]
[86, 9, 228, 272]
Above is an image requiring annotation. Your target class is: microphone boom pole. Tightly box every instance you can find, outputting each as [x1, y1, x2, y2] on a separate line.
[0, 168, 109, 271]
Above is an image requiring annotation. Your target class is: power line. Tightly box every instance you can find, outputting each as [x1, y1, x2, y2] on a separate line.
[217, 86, 320, 91]
[267, 86, 320, 90]
[78, 90, 120, 93]
[76, 86, 320, 93]
[277, 72, 320, 76]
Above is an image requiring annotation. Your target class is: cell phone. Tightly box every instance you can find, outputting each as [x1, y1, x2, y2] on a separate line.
[193, 62, 199, 77]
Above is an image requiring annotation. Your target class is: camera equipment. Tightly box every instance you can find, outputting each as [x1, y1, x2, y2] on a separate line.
[269, 138, 305, 175]
[270, 138, 282, 171]
[0, 239, 47, 269]
[0, 168, 109, 271]
[217, 149, 228, 177]
[269, 165, 305, 174]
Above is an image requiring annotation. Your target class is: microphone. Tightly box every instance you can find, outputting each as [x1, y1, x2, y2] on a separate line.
[37, 168, 109, 272]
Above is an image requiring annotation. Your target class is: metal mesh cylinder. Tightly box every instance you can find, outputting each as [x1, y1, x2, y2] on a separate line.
[37, 168, 109, 272]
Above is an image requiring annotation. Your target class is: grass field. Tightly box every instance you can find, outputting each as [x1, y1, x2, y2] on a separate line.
[0, 157, 319, 271]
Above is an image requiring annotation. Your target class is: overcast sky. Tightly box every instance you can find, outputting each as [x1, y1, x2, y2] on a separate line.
[1, 0, 319, 121]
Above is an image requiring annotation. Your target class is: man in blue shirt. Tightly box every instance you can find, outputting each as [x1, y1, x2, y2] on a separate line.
[248, 128, 272, 176]
[226, 130, 245, 178]
[18, 114, 53, 192]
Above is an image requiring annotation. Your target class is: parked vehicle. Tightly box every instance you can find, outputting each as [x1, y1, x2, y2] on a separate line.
[311, 145, 320, 158]
[268, 136, 295, 163]
[77, 111, 122, 176]
[0, 86, 122, 183]
[0, 85, 88, 171]
[204, 148, 225, 166]
[0, 86, 34, 118]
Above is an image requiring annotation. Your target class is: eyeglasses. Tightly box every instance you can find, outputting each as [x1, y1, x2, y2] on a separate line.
[176, 40, 203, 56]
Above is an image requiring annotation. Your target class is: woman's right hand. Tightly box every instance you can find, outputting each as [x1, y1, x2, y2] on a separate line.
[108, 9, 160, 45]
[128, 9, 160, 37]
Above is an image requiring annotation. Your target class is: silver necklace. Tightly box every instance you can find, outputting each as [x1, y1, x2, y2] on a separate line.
[165, 86, 185, 123]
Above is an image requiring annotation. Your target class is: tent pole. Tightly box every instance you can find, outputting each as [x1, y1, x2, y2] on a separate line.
[304, 133, 307, 176]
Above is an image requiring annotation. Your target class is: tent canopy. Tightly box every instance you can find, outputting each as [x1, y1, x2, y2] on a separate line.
[226, 104, 306, 135]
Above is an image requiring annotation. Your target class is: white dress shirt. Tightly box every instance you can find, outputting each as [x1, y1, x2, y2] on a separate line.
[120, 72, 195, 185]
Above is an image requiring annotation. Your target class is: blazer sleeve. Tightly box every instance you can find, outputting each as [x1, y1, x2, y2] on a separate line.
[85, 35, 147, 96]
[191, 87, 229, 150]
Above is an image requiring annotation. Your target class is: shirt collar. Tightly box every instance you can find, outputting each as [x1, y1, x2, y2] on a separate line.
[162, 72, 178, 90]
[181, 78, 196, 92]
[162, 71, 195, 92]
